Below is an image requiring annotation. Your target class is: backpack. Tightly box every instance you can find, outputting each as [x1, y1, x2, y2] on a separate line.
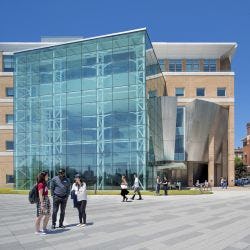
[29, 184, 38, 204]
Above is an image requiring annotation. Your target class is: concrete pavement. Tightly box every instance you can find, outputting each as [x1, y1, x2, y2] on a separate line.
[0, 189, 250, 250]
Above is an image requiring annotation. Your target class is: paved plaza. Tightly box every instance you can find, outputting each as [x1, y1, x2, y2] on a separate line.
[0, 189, 250, 250]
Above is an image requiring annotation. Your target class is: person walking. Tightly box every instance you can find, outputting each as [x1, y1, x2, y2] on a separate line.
[51, 169, 70, 229]
[131, 174, 142, 200]
[156, 176, 161, 195]
[224, 178, 228, 189]
[120, 176, 129, 202]
[71, 174, 87, 227]
[162, 177, 168, 196]
[220, 177, 224, 189]
[35, 171, 51, 235]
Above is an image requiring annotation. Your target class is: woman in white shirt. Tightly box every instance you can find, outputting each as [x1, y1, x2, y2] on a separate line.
[71, 174, 87, 227]
[120, 176, 129, 202]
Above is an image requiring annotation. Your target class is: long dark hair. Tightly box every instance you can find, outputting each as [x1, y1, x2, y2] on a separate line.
[75, 177, 85, 188]
[37, 172, 47, 184]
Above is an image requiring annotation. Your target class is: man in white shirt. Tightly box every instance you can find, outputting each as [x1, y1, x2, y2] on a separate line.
[131, 174, 142, 200]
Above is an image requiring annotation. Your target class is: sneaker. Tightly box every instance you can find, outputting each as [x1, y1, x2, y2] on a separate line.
[42, 229, 50, 234]
[40, 231, 47, 235]
[137, 198, 143, 200]
[76, 224, 82, 227]
[80, 224, 86, 227]
[35, 231, 40, 235]
[59, 225, 66, 229]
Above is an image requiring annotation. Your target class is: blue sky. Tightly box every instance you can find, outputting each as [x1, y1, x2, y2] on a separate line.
[1, 0, 249, 147]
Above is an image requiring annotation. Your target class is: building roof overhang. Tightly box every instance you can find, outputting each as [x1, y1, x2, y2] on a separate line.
[152, 42, 237, 60]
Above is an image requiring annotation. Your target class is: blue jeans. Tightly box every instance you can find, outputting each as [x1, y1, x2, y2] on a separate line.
[156, 184, 160, 194]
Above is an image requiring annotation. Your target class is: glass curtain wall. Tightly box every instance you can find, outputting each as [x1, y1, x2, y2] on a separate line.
[174, 106, 185, 161]
[14, 30, 157, 189]
[145, 33, 166, 189]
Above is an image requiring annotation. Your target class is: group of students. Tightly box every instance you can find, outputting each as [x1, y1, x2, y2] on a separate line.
[156, 176, 169, 195]
[220, 177, 228, 189]
[34, 169, 87, 235]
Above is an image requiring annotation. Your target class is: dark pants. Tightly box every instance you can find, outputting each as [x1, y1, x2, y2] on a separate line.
[52, 196, 68, 226]
[163, 185, 168, 195]
[121, 189, 129, 201]
[156, 184, 160, 194]
[131, 187, 142, 199]
[76, 200, 87, 224]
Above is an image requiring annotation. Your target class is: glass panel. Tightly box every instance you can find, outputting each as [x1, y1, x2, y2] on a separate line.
[196, 88, 205, 96]
[217, 87, 226, 96]
[175, 88, 184, 97]
[14, 30, 150, 190]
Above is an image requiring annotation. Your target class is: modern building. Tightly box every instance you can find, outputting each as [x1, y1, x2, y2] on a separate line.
[2, 28, 237, 189]
[242, 123, 250, 166]
[152, 42, 236, 187]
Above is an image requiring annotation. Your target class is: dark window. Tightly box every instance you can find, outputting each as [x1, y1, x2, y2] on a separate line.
[3, 55, 14, 72]
[204, 59, 216, 72]
[6, 175, 14, 184]
[186, 60, 200, 72]
[196, 88, 205, 96]
[148, 90, 157, 98]
[176, 107, 184, 127]
[175, 88, 184, 97]
[6, 114, 14, 124]
[6, 87, 14, 97]
[169, 60, 182, 72]
[175, 107, 185, 161]
[158, 59, 165, 72]
[217, 88, 226, 97]
[6, 141, 14, 150]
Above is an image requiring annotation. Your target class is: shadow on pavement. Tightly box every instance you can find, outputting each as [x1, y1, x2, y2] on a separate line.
[65, 222, 94, 228]
[48, 228, 70, 234]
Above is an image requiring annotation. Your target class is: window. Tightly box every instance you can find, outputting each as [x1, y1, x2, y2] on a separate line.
[3, 55, 14, 72]
[6, 175, 14, 184]
[175, 88, 185, 97]
[6, 141, 14, 151]
[196, 88, 205, 96]
[204, 59, 216, 72]
[175, 107, 185, 161]
[217, 87, 226, 97]
[169, 60, 182, 72]
[6, 114, 13, 124]
[6, 87, 14, 97]
[148, 90, 157, 98]
[186, 60, 200, 72]
[158, 59, 165, 72]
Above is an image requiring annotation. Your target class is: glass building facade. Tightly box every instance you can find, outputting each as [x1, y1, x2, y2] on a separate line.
[175, 106, 185, 161]
[14, 29, 166, 189]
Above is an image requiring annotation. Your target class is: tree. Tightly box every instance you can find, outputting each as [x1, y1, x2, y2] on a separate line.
[235, 157, 247, 179]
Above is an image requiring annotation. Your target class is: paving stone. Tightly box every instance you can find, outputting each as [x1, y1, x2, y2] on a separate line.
[0, 190, 250, 250]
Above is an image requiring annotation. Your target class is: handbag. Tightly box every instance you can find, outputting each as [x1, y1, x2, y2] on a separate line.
[70, 190, 78, 208]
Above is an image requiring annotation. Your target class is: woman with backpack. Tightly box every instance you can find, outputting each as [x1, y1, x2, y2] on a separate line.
[35, 171, 51, 235]
[71, 174, 87, 227]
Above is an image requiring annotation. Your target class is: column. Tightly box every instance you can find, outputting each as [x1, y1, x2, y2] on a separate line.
[222, 137, 228, 179]
[228, 105, 235, 187]
[187, 162, 193, 187]
[208, 135, 215, 187]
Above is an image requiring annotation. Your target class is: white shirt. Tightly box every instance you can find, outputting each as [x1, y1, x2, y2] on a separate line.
[71, 183, 87, 201]
[134, 177, 139, 188]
